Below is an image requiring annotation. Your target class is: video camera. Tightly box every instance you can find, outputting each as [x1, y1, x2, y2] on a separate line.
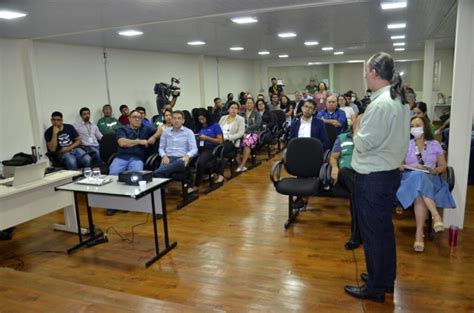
[154, 77, 181, 111]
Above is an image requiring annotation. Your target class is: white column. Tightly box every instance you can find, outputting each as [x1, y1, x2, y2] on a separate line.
[21, 40, 43, 149]
[444, 0, 474, 228]
[198, 55, 206, 107]
[329, 63, 334, 93]
[422, 40, 435, 113]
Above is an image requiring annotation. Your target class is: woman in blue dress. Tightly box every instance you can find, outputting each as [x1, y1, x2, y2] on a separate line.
[396, 116, 456, 252]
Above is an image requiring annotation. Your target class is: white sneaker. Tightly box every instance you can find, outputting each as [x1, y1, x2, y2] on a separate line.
[241, 166, 248, 172]
[236, 167, 243, 172]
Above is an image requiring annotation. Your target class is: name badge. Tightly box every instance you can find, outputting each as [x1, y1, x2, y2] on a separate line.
[199, 140, 204, 147]
[320, 98, 323, 104]
[89, 137, 94, 143]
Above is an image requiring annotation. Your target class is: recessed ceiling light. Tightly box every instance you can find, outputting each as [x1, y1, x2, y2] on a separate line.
[231, 16, 258, 24]
[387, 23, 406, 29]
[230, 47, 244, 51]
[381, 1, 407, 10]
[348, 60, 365, 63]
[118, 30, 143, 37]
[322, 47, 334, 51]
[0, 10, 28, 19]
[279, 54, 289, 58]
[187, 41, 206, 46]
[393, 42, 405, 46]
[278, 32, 297, 38]
[394, 48, 406, 51]
[334, 51, 344, 55]
[391, 35, 406, 40]
[304, 41, 319, 46]
[258, 51, 270, 55]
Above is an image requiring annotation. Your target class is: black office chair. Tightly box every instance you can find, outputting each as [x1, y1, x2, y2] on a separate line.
[98, 133, 119, 174]
[214, 140, 242, 180]
[271, 110, 289, 151]
[270, 137, 324, 228]
[324, 123, 339, 150]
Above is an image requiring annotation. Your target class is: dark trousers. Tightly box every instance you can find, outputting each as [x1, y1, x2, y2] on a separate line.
[194, 147, 223, 187]
[337, 167, 360, 243]
[354, 169, 400, 295]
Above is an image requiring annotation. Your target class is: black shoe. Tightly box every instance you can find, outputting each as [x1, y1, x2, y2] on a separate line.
[293, 197, 308, 210]
[344, 285, 385, 303]
[344, 240, 361, 250]
[360, 273, 394, 294]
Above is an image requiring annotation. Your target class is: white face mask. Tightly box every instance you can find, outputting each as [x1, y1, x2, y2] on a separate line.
[351, 97, 356, 102]
[411, 127, 424, 139]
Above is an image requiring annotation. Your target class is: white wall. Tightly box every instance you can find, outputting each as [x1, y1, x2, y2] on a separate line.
[0, 39, 35, 163]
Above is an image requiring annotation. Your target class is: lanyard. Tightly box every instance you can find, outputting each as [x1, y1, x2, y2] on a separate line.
[414, 143, 425, 165]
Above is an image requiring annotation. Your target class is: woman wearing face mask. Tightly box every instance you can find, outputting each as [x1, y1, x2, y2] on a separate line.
[396, 116, 456, 252]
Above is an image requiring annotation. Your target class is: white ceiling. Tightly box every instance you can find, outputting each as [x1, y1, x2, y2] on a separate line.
[0, 0, 458, 59]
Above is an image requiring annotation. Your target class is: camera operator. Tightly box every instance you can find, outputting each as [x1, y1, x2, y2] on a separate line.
[153, 90, 179, 125]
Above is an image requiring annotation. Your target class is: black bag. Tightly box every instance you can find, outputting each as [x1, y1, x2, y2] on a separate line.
[2, 152, 36, 166]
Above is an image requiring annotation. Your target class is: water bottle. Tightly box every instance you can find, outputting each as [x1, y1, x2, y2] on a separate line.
[31, 146, 38, 162]
[448, 225, 459, 248]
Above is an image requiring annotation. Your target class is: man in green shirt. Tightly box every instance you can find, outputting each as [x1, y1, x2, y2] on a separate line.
[97, 104, 120, 135]
[305, 78, 317, 94]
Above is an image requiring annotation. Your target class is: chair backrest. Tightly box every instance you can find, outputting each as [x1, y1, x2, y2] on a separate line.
[99, 133, 118, 162]
[284, 137, 324, 177]
[324, 123, 338, 149]
[182, 110, 195, 130]
[272, 110, 287, 127]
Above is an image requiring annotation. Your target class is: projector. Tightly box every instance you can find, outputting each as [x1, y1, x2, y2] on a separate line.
[118, 170, 153, 185]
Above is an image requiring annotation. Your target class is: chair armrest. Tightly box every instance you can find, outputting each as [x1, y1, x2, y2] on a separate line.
[270, 160, 283, 185]
[212, 144, 224, 159]
[446, 166, 455, 192]
[323, 149, 331, 163]
[106, 153, 117, 167]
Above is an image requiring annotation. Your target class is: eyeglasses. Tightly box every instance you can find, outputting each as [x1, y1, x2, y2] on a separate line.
[302, 105, 314, 109]
[130, 115, 142, 120]
[51, 118, 62, 121]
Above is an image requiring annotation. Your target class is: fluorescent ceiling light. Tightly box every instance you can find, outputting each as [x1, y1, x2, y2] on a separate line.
[279, 54, 289, 58]
[187, 41, 206, 46]
[400, 71, 405, 76]
[231, 16, 258, 24]
[322, 47, 334, 51]
[393, 42, 405, 46]
[118, 30, 143, 37]
[278, 32, 297, 38]
[348, 60, 364, 63]
[308, 62, 322, 65]
[304, 41, 319, 46]
[0, 10, 28, 19]
[334, 51, 344, 55]
[230, 47, 244, 51]
[394, 48, 406, 51]
[258, 51, 270, 55]
[391, 35, 406, 40]
[387, 23, 406, 29]
[381, 2, 407, 10]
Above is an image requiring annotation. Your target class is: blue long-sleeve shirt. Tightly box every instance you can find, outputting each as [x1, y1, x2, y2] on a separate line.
[316, 108, 347, 135]
[159, 126, 198, 158]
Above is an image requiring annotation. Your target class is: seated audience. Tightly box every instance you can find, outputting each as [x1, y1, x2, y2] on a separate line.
[107, 109, 160, 215]
[396, 116, 456, 252]
[412, 101, 436, 134]
[97, 104, 119, 135]
[316, 95, 348, 135]
[223, 93, 234, 112]
[329, 129, 360, 250]
[280, 94, 294, 125]
[344, 91, 360, 114]
[219, 101, 246, 156]
[288, 99, 329, 149]
[118, 104, 130, 126]
[267, 93, 281, 111]
[212, 97, 226, 121]
[136, 106, 155, 129]
[293, 91, 305, 118]
[237, 97, 262, 172]
[405, 86, 417, 111]
[153, 111, 198, 180]
[45, 111, 91, 170]
[337, 95, 357, 127]
[313, 82, 330, 112]
[302, 89, 313, 101]
[152, 103, 173, 126]
[256, 99, 276, 130]
[256, 94, 266, 101]
[74, 107, 103, 163]
[191, 109, 224, 193]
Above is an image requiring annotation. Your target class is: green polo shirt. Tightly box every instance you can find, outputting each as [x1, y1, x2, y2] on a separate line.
[351, 85, 411, 174]
[97, 117, 119, 135]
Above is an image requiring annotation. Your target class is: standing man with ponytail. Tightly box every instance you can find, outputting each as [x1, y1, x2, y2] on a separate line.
[344, 52, 410, 303]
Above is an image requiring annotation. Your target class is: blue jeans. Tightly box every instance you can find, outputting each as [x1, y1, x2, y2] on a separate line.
[354, 169, 400, 295]
[109, 156, 144, 175]
[83, 145, 102, 164]
[61, 147, 91, 170]
[153, 156, 186, 178]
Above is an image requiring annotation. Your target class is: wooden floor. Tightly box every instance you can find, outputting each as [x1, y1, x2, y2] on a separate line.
[1, 153, 473, 312]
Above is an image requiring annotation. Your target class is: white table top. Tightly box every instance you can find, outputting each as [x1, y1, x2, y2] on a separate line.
[0, 170, 81, 199]
[55, 176, 170, 199]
